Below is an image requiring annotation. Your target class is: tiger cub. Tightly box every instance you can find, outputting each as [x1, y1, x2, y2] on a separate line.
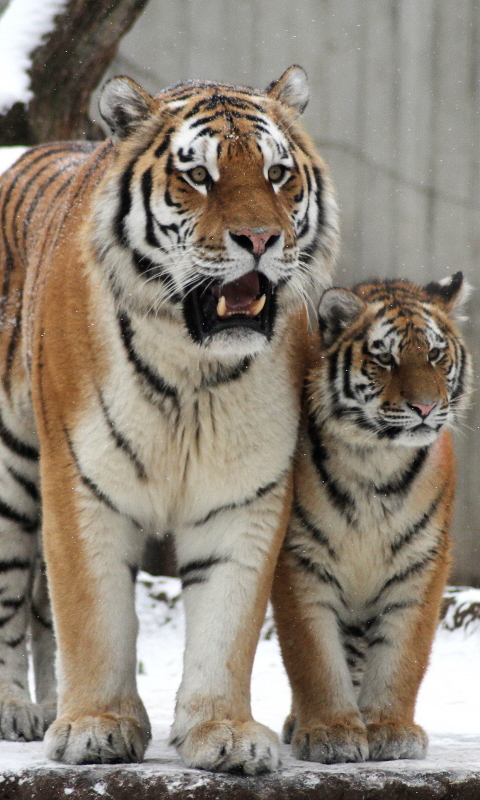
[0, 67, 338, 771]
[272, 274, 472, 764]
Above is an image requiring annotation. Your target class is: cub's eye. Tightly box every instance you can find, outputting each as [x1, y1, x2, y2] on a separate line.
[376, 352, 396, 367]
[268, 164, 286, 183]
[428, 347, 441, 362]
[187, 166, 210, 186]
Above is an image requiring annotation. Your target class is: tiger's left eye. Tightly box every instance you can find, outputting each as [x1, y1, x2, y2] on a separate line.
[429, 347, 441, 362]
[376, 352, 395, 367]
[187, 166, 209, 185]
[268, 164, 286, 183]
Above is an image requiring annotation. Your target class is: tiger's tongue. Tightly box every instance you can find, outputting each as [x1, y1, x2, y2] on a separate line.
[219, 271, 260, 311]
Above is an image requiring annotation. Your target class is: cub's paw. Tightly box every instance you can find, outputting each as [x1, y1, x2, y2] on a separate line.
[44, 714, 150, 764]
[292, 723, 369, 764]
[175, 720, 279, 775]
[367, 722, 428, 761]
[0, 698, 45, 741]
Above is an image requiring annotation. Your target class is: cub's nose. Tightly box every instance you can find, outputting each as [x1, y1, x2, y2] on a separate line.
[230, 228, 281, 256]
[409, 401, 438, 418]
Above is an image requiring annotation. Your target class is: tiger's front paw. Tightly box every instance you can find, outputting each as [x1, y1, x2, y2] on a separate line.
[367, 722, 428, 760]
[44, 713, 150, 764]
[0, 697, 45, 741]
[291, 722, 369, 764]
[175, 720, 280, 775]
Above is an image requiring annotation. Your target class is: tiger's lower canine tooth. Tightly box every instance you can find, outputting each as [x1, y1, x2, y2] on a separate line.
[249, 294, 266, 317]
[217, 296, 227, 317]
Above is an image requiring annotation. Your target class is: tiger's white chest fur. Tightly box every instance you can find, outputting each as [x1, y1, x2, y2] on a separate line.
[73, 282, 299, 537]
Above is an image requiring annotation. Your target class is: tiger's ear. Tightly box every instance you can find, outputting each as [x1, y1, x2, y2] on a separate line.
[423, 272, 472, 319]
[99, 76, 156, 139]
[266, 65, 309, 114]
[318, 288, 365, 347]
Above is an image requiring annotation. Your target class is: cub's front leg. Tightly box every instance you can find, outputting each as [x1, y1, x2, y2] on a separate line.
[271, 547, 368, 764]
[40, 432, 150, 764]
[359, 550, 450, 761]
[170, 478, 292, 775]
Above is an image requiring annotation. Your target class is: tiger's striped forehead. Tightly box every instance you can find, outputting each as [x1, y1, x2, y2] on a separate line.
[169, 92, 294, 184]
[367, 304, 447, 355]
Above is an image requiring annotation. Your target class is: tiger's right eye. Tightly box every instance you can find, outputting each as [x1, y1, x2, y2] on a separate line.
[376, 352, 396, 368]
[187, 166, 209, 186]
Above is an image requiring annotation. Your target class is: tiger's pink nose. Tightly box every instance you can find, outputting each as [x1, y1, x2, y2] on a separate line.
[230, 228, 281, 256]
[410, 401, 437, 418]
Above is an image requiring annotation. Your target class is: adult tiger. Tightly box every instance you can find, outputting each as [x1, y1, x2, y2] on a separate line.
[272, 275, 472, 763]
[0, 67, 338, 771]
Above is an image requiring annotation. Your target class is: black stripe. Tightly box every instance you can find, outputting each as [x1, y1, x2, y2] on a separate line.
[114, 158, 136, 245]
[1, 596, 25, 611]
[390, 488, 444, 556]
[98, 388, 146, 480]
[293, 501, 338, 560]
[285, 546, 345, 599]
[0, 558, 30, 572]
[178, 556, 226, 578]
[6, 466, 39, 502]
[372, 448, 429, 496]
[200, 357, 252, 388]
[192, 473, 284, 528]
[3, 304, 22, 395]
[307, 415, 356, 525]
[30, 601, 53, 630]
[343, 642, 365, 660]
[342, 345, 355, 400]
[141, 167, 161, 248]
[118, 312, 178, 404]
[368, 550, 438, 607]
[3, 633, 25, 647]
[0, 497, 37, 532]
[63, 426, 119, 514]
[154, 128, 174, 158]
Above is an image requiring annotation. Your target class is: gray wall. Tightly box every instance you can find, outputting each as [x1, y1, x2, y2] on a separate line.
[97, 0, 480, 585]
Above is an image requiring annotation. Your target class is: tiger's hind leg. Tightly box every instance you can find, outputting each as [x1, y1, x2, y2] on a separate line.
[0, 444, 46, 740]
[30, 552, 57, 728]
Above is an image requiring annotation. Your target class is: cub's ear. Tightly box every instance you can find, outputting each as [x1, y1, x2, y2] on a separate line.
[423, 271, 472, 319]
[265, 65, 309, 114]
[99, 76, 156, 139]
[318, 288, 365, 347]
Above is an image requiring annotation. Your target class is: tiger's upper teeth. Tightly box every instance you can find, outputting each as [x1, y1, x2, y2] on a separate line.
[249, 294, 266, 317]
[216, 293, 266, 318]
[217, 296, 227, 317]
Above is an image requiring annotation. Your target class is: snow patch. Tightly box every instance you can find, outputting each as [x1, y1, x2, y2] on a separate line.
[0, 146, 27, 175]
[0, 0, 67, 112]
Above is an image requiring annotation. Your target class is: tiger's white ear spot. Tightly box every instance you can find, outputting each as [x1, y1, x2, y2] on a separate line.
[318, 288, 365, 347]
[99, 76, 155, 139]
[424, 271, 472, 320]
[266, 65, 309, 114]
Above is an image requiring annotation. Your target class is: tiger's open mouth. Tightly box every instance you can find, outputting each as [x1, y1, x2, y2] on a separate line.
[183, 271, 277, 344]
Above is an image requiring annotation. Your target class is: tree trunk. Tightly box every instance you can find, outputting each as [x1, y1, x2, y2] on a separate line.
[0, 0, 149, 144]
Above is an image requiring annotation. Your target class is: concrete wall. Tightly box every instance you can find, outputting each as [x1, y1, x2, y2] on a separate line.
[97, 0, 480, 585]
